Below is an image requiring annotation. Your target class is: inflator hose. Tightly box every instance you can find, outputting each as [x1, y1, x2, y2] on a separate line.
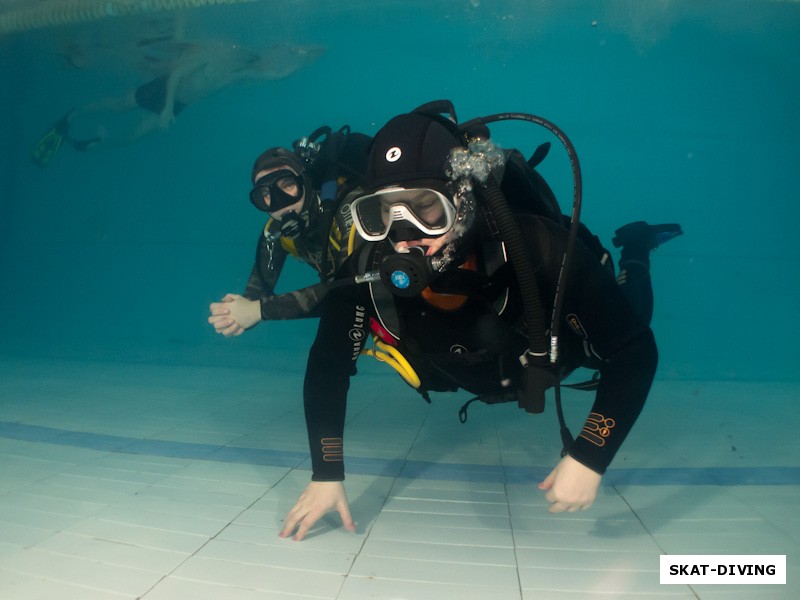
[479, 175, 549, 360]
[461, 112, 583, 365]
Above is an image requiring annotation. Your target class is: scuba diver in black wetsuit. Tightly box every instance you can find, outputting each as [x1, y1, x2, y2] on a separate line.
[209, 129, 371, 337]
[212, 101, 682, 541]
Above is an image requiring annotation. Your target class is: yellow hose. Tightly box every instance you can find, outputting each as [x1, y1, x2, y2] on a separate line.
[362, 338, 421, 389]
[346, 229, 418, 385]
[1, 0, 261, 34]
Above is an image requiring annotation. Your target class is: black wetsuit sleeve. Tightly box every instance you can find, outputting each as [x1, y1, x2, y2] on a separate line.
[554, 229, 658, 474]
[243, 227, 342, 320]
[259, 283, 328, 320]
[242, 231, 288, 301]
[303, 281, 372, 481]
[241, 230, 330, 319]
[568, 328, 656, 474]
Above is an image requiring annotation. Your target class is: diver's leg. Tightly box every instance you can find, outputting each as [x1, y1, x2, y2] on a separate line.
[130, 113, 161, 141]
[34, 90, 146, 161]
[612, 221, 683, 326]
[62, 91, 141, 152]
[70, 112, 160, 151]
[71, 91, 139, 118]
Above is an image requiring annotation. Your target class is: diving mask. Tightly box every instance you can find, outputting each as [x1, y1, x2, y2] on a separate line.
[249, 169, 305, 213]
[351, 187, 456, 242]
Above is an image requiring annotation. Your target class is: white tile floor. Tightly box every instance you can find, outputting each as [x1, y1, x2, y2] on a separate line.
[0, 354, 797, 599]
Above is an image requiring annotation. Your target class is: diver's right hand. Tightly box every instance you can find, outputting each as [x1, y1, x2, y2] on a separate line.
[279, 481, 356, 541]
[208, 294, 259, 337]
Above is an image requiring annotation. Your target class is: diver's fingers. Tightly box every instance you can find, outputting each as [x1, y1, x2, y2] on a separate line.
[337, 501, 356, 533]
[208, 315, 232, 328]
[209, 315, 231, 328]
[209, 316, 242, 336]
[209, 303, 231, 316]
[279, 502, 309, 540]
[292, 510, 321, 541]
[222, 321, 244, 337]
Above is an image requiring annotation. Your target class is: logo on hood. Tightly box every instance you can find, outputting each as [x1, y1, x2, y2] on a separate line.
[385, 147, 402, 162]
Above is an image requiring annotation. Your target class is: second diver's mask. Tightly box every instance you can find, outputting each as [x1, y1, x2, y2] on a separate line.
[249, 169, 305, 214]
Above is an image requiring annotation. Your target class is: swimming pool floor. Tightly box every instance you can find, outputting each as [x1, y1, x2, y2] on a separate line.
[0, 356, 797, 599]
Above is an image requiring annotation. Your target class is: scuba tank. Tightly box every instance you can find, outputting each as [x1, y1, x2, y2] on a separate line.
[292, 124, 372, 204]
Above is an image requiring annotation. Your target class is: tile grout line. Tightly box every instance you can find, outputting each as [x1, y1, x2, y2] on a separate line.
[332, 396, 436, 600]
[613, 485, 701, 600]
[136, 460, 290, 598]
[495, 408, 526, 600]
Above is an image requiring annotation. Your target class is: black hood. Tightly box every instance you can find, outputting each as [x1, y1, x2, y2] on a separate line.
[365, 111, 466, 194]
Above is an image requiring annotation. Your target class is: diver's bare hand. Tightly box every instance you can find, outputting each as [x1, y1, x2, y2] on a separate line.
[208, 297, 241, 337]
[208, 294, 258, 337]
[279, 481, 355, 541]
[538, 454, 602, 513]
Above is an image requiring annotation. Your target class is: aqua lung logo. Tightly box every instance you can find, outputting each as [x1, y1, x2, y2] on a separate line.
[349, 328, 365, 342]
[385, 147, 402, 162]
[350, 305, 367, 360]
[450, 344, 468, 354]
[339, 202, 354, 232]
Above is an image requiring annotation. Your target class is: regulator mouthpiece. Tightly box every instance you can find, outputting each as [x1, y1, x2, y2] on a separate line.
[380, 248, 434, 297]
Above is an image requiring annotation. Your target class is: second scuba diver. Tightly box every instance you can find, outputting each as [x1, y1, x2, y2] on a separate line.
[209, 128, 370, 337]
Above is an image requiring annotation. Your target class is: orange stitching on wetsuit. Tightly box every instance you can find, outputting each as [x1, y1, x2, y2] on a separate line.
[321, 437, 343, 462]
[578, 412, 616, 447]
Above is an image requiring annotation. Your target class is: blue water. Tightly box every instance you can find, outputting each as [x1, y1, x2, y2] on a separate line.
[0, 0, 798, 381]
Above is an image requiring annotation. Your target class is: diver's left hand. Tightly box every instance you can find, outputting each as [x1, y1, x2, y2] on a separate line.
[208, 294, 260, 336]
[538, 454, 602, 513]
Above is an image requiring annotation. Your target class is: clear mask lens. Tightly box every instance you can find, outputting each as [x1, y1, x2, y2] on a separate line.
[352, 187, 455, 241]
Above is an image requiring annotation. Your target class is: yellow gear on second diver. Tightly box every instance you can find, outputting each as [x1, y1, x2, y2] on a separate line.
[347, 220, 358, 256]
